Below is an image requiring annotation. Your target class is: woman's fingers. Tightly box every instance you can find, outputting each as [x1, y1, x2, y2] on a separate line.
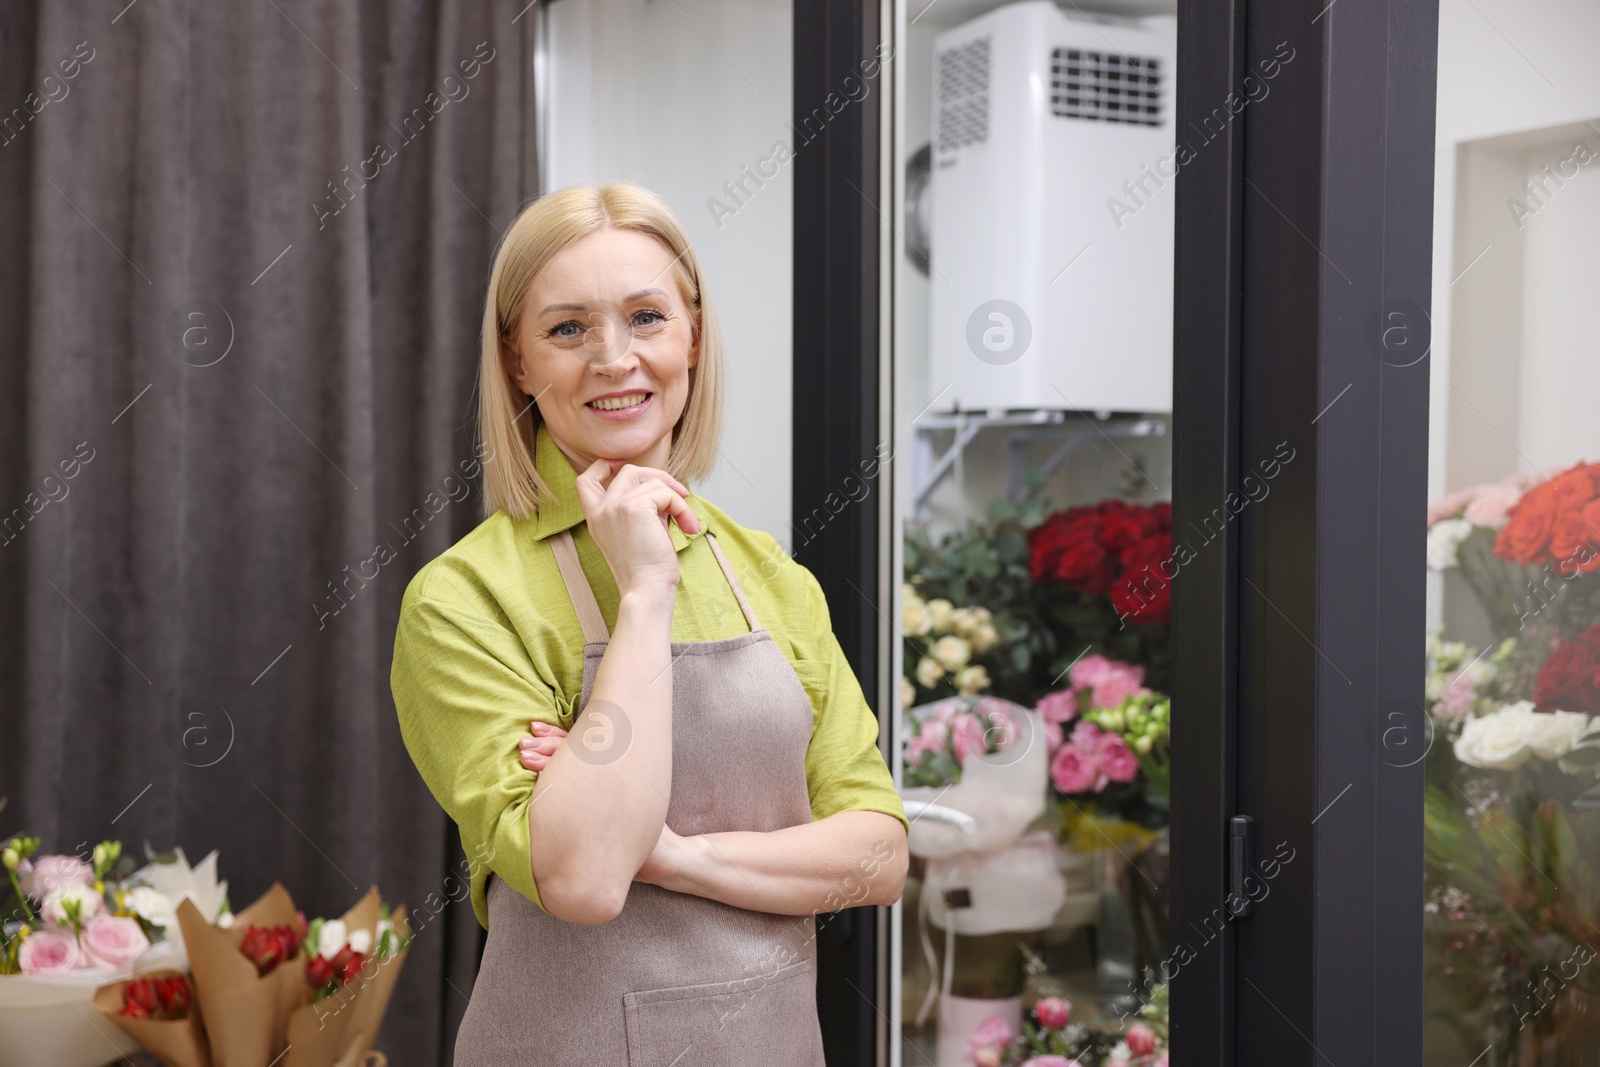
[519, 721, 567, 772]
[624, 480, 702, 535]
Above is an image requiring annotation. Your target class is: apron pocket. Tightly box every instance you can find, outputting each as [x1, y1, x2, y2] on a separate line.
[622, 957, 823, 1067]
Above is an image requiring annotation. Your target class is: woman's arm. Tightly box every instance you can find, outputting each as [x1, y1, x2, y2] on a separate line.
[523, 459, 704, 926]
[651, 810, 909, 915]
[521, 729, 909, 915]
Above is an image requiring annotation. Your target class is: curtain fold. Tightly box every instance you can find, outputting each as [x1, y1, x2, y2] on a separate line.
[0, 2, 537, 1060]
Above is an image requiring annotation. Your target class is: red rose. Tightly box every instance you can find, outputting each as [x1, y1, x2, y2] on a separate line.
[124, 977, 159, 1015]
[1496, 481, 1561, 564]
[1533, 638, 1600, 714]
[1548, 463, 1597, 513]
[331, 944, 365, 984]
[307, 954, 335, 988]
[155, 975, 190, 1017]
[120, 999, 152, 1019]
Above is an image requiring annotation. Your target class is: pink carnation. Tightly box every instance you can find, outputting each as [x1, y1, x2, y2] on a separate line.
[82, 914, 151, 969]
[18, 929, 82, 974]
[1434, 673, 1477, 723]
[1463, 475, 1534, 530]
[1090, 666, 1147, 712]
[1044, 719, 1065, 756]
[18, 854, 95, 900]
[1035, 688, 1079, 725]
[1097, 733, 1141, 783]
[1427, 485, 1480, 525]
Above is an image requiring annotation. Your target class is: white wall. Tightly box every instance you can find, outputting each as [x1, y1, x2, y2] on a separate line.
[545, 0, 795, 546]
[1428, 0, 1600, 629]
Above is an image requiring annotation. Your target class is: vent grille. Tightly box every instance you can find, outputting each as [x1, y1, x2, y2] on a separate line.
[936, 36, 991, 152]
[1050, 48, 1163, 126]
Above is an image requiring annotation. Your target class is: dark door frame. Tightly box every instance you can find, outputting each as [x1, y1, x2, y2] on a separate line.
[794, 0, 1439, 1063]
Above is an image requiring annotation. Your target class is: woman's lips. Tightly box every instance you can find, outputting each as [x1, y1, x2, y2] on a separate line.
[585, 391, 653, 420]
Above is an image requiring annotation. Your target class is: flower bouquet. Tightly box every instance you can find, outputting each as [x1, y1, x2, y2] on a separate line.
[961, 983, 1169, 1067]
[1423, 461, 1600, 1060]
[0, 830, 225, 1067]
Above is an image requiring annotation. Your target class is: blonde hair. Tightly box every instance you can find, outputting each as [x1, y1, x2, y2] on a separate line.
[477, 182, 725, 519]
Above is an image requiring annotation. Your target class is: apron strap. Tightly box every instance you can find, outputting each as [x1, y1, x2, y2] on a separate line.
[549, 528, 610, 644]
[704, 531, 762, 633]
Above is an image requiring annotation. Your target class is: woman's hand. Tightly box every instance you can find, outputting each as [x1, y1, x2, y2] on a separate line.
[572, 458, 701, 598]
[519, 720, 567, 772]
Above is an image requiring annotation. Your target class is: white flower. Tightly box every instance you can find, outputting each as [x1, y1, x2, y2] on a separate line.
[1426, 519, 1474, 571]
[954, 665, 991, 694]
[1106, 1041, 1133, 1064]
[931, 635, 972, 673]
[375, 917, 396, 956]
[317, 918, 348, 958]
[1454, 701, 1594, 771]
[44, 884, 102, 926]
[916, 656, 944, 689]
[902, 596, 931, 637]
[124, 886, 176, 927]
[926, 599, 955, 632]
[346, 927, 373, 955]
[1523, 709, 1593, 762]
[901, 677, 917, 708]
[970, 622, 1000, 654]
[217, 910, 234, 929]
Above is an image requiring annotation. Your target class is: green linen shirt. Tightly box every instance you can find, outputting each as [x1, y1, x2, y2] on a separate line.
[391, 421, 909, 930]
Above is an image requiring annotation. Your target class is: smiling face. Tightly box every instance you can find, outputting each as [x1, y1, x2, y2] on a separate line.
[503, 227, 700, 473]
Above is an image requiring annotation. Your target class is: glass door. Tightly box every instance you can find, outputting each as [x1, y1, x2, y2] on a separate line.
[1420, 5, 1600, 1062]
[886, 3, 1179, 1064]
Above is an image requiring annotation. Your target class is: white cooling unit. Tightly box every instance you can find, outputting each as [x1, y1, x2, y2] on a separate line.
[927, 2, 1177, 415]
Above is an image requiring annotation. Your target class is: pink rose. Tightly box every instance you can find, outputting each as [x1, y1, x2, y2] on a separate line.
[966, 1014, 1014, 1062]
[1127, 1021, 1158, 1056]
[919, 718, 951, 748]
[950, 712, 988, 763]
[1044, 719, 1064, 756]
[1089, 662, 1147, 711]
[18, 854, 95, 900]
[18, 929, 82, 974]
[1051, 743, 1105, 794]
[1035, 689, 1079, 725]
[82, 914, 151, 969]
[1097, 733, 1141, 783]
[1068, 654, 1113, 691]
[1069, 720, 1103, 750]
[1020, 1058, 1081, 1067]
[1033, 995, 1072, 1029]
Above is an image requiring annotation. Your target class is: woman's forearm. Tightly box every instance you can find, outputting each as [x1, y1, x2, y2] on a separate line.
[528, 584, 677, 923]
[657, 810, 909, 916]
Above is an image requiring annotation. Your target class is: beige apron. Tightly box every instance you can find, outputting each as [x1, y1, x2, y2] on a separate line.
[454, 527, 828, 1066]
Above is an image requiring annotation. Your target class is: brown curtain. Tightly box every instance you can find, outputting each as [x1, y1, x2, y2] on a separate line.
[0, 1, 537, 1061]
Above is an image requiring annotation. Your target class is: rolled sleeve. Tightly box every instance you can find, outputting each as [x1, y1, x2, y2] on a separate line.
[789, 565, 910, 836]
[391, 583, 565, 929]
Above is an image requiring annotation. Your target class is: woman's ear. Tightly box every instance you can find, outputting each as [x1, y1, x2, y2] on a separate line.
[500, 334, 527, 393]
[687, 321, 700, 369]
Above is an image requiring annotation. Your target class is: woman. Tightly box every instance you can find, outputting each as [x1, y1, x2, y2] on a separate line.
[391, 182, 910, 1066]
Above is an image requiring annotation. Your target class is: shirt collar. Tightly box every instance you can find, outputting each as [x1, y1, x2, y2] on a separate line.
[528, 421, 707, 552]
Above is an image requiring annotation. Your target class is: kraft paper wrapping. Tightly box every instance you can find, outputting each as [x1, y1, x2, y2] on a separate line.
[93, 969, 212, 1067]
[176, 883, 305, 1067]
[335, 903, 410, 1067]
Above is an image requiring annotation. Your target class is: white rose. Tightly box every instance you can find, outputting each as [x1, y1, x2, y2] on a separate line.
[43, 884, 102, 926]
[317, 919, 348, 958]
[901, 677, 916, 708]
[954, 665, 991, 694]
[124, 886, 176, 927]
[970, 622, 1000, 654]
[915, 656, 944, 689]
[1426, 519, 1474, 571]
[1454, 702, 1537, 770]
[902, 598, 931, 637]
[1522, 709, 1594, 762]
[926, 599, 955, 632]
[346, 927, 373, 955]
[217, 910, 234, 928]
[931, 635, 972, 673]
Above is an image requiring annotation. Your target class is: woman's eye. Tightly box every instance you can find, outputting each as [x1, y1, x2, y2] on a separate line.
[549, 321, 582, 339]
[633, 309, 665, 328]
